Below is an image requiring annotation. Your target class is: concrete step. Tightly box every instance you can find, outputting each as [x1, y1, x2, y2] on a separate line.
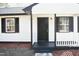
[33, 42, 55, 53]
[35, 53, 53, 56]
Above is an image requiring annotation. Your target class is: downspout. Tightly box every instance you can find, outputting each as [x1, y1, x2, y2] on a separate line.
[54, 14, 56, 48]
[30, 3, 39, 48]
[22, 10, 33, 48]
[23, 3, 38, 48]
[30, 10, 33, 48]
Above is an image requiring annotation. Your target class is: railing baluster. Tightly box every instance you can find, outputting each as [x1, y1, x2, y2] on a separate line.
[56, 41, 78, 46]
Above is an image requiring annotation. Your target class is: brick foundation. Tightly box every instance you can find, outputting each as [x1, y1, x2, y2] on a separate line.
[53, 49, 79, 56]
[0, 42, 32, 48]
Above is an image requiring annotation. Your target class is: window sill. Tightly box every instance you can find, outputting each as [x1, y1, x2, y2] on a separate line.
[56, 32, 73, 33]
[2, 32, 19, 33]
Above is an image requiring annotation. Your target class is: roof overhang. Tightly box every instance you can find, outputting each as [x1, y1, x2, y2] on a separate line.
[32, 3, 79, 14]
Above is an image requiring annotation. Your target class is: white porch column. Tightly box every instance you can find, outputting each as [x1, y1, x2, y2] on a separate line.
[49, 14, 55, 42]
[73, 15, 78, 46]
[32, 15, 37, 44]
[74, 15, 77, 33]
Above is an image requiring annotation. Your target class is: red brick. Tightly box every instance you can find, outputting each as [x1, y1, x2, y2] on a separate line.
[0, 42, 32, 48]
[53, 49, 79, 56]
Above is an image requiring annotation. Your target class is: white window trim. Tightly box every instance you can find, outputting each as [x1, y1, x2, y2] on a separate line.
[5, 17, 15, 32]
[58, 17, 69, 32]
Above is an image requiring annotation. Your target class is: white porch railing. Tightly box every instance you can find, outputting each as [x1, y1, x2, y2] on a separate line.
[56, 41, 78, 46]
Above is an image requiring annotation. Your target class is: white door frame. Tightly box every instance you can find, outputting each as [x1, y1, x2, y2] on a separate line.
[32, 14, 55, 44]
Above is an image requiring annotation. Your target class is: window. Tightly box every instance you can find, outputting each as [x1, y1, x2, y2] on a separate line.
[56, 17, 73, 32]
[58, 17, 69, 32]
[1, 17, 19, 33]
[6, 18, 15, 32]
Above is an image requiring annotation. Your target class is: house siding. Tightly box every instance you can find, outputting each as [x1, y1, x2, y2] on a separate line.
[0, 15, 31, 42]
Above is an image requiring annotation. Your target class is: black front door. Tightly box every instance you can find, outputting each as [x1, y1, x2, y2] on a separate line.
[37, 17, 48, 44]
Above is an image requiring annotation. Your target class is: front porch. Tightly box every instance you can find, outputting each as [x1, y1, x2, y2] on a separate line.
[33, 42, 79, 56]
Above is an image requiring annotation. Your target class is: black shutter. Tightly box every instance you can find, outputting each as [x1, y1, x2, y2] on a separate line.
[69, 17, 73, 32]
[78, 17, 79, 32]
[1, 18, 6, 33]
[56, 17, 59, 32]
[15, 18, 19, 32]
